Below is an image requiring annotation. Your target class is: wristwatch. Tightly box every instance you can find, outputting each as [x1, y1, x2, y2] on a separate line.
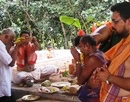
[106, 75, 111, 84]
[106, 80, 109, 84]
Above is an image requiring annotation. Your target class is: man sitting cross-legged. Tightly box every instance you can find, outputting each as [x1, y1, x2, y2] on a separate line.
[12, 31, 59, 86]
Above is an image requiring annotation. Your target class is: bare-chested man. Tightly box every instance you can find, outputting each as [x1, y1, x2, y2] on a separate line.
[94, 2, 130, 102]
[70, 35, 106, 102]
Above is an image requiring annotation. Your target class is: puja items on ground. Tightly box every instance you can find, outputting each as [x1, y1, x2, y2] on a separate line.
[68, 59, 76, 77]
[19, 76, 34, 87]
[38, 86, 60, 93]
[41, 80, 51, 87]
[61, 84, 80, 95]
[21, 94, 40, 101]
[51, 82, 71, 88]
[69, 85, 80, 94]
[49, 73, 62, 82]
[39, 74, 79, 95]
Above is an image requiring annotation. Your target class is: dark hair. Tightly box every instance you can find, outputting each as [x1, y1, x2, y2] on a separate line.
[111, 2, 130, 21]
[20, 31, 30, 37]
[80, 35, 96, 46]
[74, 36, 82, 47]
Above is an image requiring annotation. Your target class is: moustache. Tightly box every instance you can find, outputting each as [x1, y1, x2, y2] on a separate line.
[112, 27, 117, 32]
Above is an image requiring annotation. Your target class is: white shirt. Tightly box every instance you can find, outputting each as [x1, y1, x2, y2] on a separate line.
[0, 40, 12, 97]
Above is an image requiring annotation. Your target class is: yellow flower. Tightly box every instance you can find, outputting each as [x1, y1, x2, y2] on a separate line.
[80, 53, 84, 65]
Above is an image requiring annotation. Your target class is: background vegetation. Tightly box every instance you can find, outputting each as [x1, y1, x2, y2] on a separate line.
[0, 0, 124, 49]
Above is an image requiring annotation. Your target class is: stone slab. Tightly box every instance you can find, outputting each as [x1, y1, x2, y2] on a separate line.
[12, 83, 80, 102]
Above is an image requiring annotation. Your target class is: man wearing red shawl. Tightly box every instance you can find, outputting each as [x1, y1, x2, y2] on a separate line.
[15, 31, 40, 72]
[12, 31, 59, 86]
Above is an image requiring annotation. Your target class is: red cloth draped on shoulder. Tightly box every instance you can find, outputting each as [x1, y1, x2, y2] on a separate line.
[16, 46, 25, 67]
[26, 42, 37, 64]
[16, 42, 37, 69]
[100, 34, 130, 102]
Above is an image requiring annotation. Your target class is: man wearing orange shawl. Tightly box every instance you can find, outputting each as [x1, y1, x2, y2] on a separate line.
[95, 2, 130, 102]
[16, 31, 40, 72]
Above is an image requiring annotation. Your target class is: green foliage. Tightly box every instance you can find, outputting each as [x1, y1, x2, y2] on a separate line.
[60, 16, 81, 29]
[0, 0, 123, 49]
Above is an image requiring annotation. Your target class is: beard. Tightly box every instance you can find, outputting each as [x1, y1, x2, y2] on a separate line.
[112, 27, 129, 38]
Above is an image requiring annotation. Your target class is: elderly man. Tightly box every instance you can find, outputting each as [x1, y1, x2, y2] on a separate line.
[70, 35, 106, 102]
[0, 28, 16, 102]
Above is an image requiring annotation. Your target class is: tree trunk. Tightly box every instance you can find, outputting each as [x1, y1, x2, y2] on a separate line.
[61, 22, 68, 49]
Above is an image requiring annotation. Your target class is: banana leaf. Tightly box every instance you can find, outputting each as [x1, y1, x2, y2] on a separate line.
[60, 16, 81, 29]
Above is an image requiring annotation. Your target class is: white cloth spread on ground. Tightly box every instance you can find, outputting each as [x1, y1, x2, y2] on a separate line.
[0, 40, 12, 97]
[12, 65, 58, 84]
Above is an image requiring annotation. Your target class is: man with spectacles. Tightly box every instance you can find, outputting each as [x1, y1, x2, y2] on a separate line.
[94, 2, 130, 102]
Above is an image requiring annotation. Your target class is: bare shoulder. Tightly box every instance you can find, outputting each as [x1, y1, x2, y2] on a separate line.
[125, 56, 130, 67]
[124, 56, 130, 77]
[89, 55, 104, 64]
[91, 25, 111, 44]
[84, 55, 104, 70]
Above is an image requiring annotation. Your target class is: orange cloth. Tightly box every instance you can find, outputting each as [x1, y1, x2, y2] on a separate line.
[91, 21, 112, 33]
[16, 42, 37, 68]
[100, 34, 130, 102]
[91, 25, 97, 32]
[105, 22, 113, 34]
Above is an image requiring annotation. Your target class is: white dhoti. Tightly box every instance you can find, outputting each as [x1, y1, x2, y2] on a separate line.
[39, 65, 58, 76]
[12, 65, 58, 84]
